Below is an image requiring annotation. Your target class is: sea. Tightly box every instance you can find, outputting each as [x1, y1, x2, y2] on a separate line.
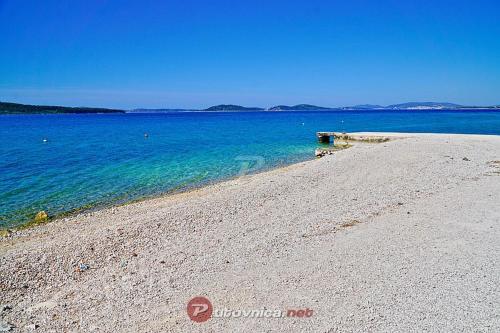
[1, 109, 500, 228]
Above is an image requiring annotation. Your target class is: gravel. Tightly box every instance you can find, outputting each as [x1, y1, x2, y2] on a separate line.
[1, 133, 499, 332]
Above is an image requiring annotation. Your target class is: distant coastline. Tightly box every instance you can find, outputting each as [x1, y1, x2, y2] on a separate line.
[132, 102, 500, 113]
[1, 100, 499, 114]
[0, 101, 125, 115]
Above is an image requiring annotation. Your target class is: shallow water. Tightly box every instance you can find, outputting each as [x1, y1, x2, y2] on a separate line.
[1, 110, 499, 227]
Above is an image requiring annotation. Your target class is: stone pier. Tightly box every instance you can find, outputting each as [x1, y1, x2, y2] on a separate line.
[316, 132, 337, 143]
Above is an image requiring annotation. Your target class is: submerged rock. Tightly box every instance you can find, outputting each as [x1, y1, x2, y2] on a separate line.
[34, 211, 48, 223]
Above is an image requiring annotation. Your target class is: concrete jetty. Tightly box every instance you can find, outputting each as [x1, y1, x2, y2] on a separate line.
[316, 132, 392, 144]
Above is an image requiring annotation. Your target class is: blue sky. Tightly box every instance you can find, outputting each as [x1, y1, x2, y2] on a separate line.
[0, 0, 499, 109]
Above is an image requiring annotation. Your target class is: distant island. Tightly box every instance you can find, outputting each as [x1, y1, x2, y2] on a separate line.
[203, 104, 264, 111]
[0, 101, 125, 115]
[341, 102, 499, 111]
[204, 102, 499, 111]
[348, 104, 385, 110]
[386, 102, 464, 110]
[267, 104, 333, 111]
[1, 101, 499, 115]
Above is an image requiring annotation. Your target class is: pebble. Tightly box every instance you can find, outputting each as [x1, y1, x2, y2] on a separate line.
[78, 263, 90, 271]
[1, 134, 498, 332]
[25, 324, 39, 330]
[0, 305, 12, 312]
[0, 321, 13, 332]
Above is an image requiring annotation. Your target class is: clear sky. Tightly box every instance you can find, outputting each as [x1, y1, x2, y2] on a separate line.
[1, 0, 499, 109]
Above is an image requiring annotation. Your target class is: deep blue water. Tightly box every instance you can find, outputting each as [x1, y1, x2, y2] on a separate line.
[1, 109, 500, 228]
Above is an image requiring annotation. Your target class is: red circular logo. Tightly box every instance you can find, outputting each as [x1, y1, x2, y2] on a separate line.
[187, 296, 213, 322]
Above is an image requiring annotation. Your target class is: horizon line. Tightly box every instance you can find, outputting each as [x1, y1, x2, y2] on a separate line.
[2, 100, 500, 111]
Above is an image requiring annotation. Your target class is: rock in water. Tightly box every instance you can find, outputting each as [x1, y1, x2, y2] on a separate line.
[34, 211, 48, 223]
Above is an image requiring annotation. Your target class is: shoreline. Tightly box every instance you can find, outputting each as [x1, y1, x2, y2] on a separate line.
[1, 147, 316, 233]
[1, 132, 500, 331]
[3, 131, 498, 234]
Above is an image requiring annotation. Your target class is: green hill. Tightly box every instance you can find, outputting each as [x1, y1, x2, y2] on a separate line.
[0, 101, 125, 114]
[268, 104, 333, 111]
[204, 104, 264, 111]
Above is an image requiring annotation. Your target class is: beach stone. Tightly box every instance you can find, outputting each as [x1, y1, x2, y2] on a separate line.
[0, 321, 13, 332]
[26, 301, 57, 312]
[34, 211, 48, 223]
[0, 304, 12, 312]
[315, 149, 326, 157]
[25, 324, 39, 330]
[78, 263, 90, 272]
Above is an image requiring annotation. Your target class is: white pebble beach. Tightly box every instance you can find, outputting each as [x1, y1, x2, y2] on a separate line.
[1, 132, 500, 332]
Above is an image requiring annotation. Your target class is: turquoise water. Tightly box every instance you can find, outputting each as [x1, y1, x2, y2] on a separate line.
[1, 110, 500, 228]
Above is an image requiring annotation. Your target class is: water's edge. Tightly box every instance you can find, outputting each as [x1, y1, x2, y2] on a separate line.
[3, 110, 500, 229]
[2, 150, 318, 233]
